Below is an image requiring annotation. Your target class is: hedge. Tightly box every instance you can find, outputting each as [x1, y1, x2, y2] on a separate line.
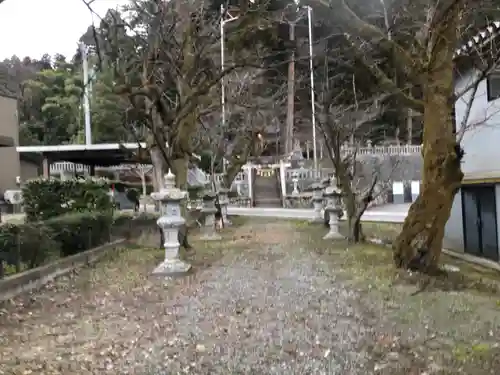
[23, 178, 113, 221]
[108, 181, 205, 198]
[0, 212, 157, 277]
[108, 180, 154, 194]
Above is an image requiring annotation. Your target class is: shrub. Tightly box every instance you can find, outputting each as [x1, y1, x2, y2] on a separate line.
[126, 188, 140, 203]
[22, 178, 113, 221]
[45, 212, 114, 256]
[0, 211, 151, 272]
[187, 185, 204, 200]
[0, 221, 59, 269]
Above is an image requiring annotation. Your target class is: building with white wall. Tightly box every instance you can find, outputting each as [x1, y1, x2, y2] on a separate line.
[444, 21, 500, 262]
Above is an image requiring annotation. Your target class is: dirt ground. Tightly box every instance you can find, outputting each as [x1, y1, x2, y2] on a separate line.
[0, 219, 499, 374]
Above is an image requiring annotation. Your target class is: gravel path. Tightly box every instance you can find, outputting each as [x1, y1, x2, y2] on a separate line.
[4, 220, 500, 374]
[121, 222, 374, 374]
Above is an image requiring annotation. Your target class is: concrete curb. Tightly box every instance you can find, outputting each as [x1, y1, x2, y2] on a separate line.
[0, 239, 126, 302]
[367, 238, 500, 274]
[442, 248, 500, 273]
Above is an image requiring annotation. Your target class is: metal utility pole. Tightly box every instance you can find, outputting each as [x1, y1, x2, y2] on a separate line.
[220, 5, 227, 139]
[307, 6, 317, 172]
[220, 5, 239, 172]
[285, 21, 296, 156]
[407, 108, 413, 144]
[80, 43, 92, 145]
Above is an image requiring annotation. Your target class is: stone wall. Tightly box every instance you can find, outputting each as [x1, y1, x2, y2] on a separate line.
[357, 154, 422, 182]
[284, 154, 422, 196]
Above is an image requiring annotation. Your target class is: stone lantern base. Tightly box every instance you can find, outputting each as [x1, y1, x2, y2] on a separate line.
[201, 208, 221, 240]
[152, 258, 192, 277]
[323, 207, 344, 240]
[310, 198, 324, 223]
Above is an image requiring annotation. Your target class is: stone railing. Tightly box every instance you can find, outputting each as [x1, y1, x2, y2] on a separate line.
[283, 168, 333, 196]
[210, 171, 246, 185]
[229, 196, 252, 207]
[283, 193, 313, 208]
[284, 168, 332, 182]
[50, 162, 150, 174]
[342, 144, 422, 156]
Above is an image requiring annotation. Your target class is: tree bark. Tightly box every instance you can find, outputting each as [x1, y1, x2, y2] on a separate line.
[348, 215, 363, 243]
[406, 108, 413, 144]
[140, 169, 147, 197]
[393, 6, 464, 272]
[223, 134, 258, 188]
[150, 146, 164, 191]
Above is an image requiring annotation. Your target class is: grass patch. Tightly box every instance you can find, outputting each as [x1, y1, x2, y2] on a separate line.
[339, 221, 500, 296]
[296, 220, 500, 374]
[359, 222, 403, 242]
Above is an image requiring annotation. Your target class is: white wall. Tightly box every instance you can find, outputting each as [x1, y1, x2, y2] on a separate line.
[455, 70, 500, 176]
[443, 189, 464, 252]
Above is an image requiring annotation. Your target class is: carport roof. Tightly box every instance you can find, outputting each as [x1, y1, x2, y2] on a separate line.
[17, 143, 148, 166]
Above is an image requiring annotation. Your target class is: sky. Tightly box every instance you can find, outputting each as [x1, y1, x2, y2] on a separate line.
[0, 0, 128, 60]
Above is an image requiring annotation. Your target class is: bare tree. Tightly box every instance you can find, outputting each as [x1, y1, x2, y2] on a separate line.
[317, 74, 395, 241]
[82, 0, 270, 191]
[128, 164, 153, 197]
[309, 0, 500, 272]
[198, 68, 287, 187]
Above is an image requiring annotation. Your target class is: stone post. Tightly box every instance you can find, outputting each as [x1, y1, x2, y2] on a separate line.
[245, 164, 253, 205]
[201, 191, 221, 240]
[217, 188, 231, 226]
[392, 181, 404, 204]
[292, 172, 299, 195]
[411, 180, 420, 202]
[150, 170, 191, 276]
[310, 182, 324, 223]
[235, 179, 242, 196]
[279, 159, 287, 197]
[323, 184, 344, 239]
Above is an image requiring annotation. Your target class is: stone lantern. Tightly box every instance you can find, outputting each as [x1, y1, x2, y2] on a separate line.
[292, 172, 299, 195]
[201, 191, 221, 240]
[310, 182, 324, 222]
[150, 170, 191, 276]
[217, 187, 231, 226]
[323, 183, 344, 239]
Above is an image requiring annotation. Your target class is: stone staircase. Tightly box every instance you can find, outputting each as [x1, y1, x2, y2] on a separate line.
[253, 169, 282, 208]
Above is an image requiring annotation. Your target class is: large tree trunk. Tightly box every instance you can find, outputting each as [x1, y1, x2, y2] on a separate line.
[393, 6, 464, 272]
[346, 210, 364, 243]
[171, 154, 192, 250]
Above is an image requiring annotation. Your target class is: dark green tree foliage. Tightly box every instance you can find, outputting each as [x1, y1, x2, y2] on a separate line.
[1, 50, 140, 146]
[22, 178, 113, 222]
[21, 55, 84, 145]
